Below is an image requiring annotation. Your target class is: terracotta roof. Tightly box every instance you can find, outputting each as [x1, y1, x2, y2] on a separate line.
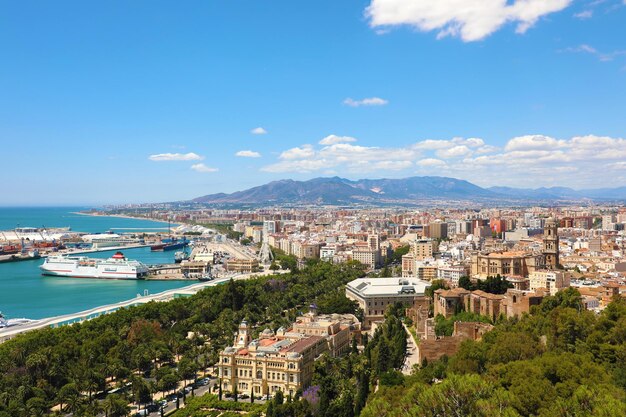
[259, 338, 278, 347]
[471, 290, 505, 300]
[435, 287, 470, 297]
[284, 335, 324, 354]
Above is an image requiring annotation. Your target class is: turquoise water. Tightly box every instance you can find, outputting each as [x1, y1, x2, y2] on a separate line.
[0, 208, 195, 320]
[0, 206, 174, 233]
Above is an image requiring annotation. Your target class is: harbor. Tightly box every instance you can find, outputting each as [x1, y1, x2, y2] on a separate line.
[0, 268, 283, 343]
[0, 208, 191, 320]
[0, 207, 268, 321]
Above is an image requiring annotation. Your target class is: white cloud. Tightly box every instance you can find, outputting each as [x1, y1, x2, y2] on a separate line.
[561, 44, 626, 62]
[261, 133, 626, 189]
[251, 127, 268, 135]
[343, 97, 389, 107]
[190, 163, 218, 173]
[236, 150, 262, 158]
[319, 135, 358, 145]
[574, 10, 593, 19]
[504, 134, 566, 151]
[365, 0, 572, 42]
[417, 158, 447, 167]
[149, 152, 204, 162]
[413, 137, 485, 150]
[261, 159, 333, 173]
[372, 160, 413, 170]
[279, 145, 316, 160]
[436, 145, 472, 158]
[263, 136, 422, 174]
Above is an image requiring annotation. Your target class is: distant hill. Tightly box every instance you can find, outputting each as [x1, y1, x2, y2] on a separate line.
[488, 186, 626, 200]
[189, 176, 626, 206]
[192, 176, 495, 205]
[190, 176, 626, 205]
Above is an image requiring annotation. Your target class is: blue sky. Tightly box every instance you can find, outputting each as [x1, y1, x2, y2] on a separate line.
[1, 0, 625, 205]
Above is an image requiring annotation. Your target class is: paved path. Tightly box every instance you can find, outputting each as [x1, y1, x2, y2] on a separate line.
[401, 323, 419, 375]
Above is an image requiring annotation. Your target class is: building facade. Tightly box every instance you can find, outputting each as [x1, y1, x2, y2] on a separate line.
[345, 277, 430, 329]
[528, 270, 569, 295]
[219, 320, 333, 398]
[470, 251, 544, 279]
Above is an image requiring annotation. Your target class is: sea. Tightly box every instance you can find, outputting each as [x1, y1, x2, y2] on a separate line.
[0, 207, 196, 320]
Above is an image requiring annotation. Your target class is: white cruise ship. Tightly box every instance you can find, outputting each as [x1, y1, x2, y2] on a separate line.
[40, 252, 149, 280]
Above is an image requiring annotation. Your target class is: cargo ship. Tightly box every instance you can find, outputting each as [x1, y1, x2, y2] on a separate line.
[150, 237, 189, 252]
[40, 251, 149, 279]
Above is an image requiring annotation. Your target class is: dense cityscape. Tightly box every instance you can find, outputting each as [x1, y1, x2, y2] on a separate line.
[3, 0, 626, 415]
[4, 203, 626, 415]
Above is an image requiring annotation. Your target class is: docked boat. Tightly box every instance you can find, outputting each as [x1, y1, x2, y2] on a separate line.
[82, 233, 139, 249]
[40, 251, 149, 280]
[151, 237, 189, 252]
[174, 250, 190, 263]
[198, 271, 214, 282]
[0, 245, 19, 255]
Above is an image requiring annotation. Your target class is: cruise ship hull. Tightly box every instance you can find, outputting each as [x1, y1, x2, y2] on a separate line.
[40, 270, 143, 280]
[40, 253, 149, 280]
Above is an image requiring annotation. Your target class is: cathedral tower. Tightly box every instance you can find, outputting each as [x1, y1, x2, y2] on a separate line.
[543, 217, 559, 269]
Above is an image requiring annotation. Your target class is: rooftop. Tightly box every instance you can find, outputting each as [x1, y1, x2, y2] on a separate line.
[346, 277, 430, 298]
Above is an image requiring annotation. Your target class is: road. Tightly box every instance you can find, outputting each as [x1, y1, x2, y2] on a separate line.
[145, 378, 218, 417]
[402, 323, 419, 375]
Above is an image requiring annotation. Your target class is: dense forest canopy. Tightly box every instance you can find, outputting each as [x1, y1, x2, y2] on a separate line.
[361, 288, 626, 417]
[0, 260, 366, 416]
[3, 257, 626, 417]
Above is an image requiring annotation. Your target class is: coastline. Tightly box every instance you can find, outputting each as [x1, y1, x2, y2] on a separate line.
[71, 211, 176, 225]
[0, 269, 283, 343]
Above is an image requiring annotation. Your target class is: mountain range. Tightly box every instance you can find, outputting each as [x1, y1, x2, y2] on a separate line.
[190, 176, 626, 205]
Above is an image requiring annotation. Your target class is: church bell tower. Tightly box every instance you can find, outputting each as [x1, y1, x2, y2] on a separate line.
[543, 217, 559, 269]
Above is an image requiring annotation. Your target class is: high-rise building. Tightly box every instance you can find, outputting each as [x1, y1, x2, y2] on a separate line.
[429, 222, 448, 239]
[263, 220, 277, 235]
[543, 217, 559, 269]
[602, 214, 616, 231]
[367, 233, 380, 251]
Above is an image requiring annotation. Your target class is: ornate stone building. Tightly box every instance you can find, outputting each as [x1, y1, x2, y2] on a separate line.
[543, 217, 559, 269]
[470, 251, 544, 279]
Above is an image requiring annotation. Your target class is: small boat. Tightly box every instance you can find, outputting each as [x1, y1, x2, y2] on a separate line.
[198, 265, 214, 281]
[174, 250, 190, 263]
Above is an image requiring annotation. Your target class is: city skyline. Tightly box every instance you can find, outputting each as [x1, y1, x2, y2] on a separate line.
[2, 1, 625, 205]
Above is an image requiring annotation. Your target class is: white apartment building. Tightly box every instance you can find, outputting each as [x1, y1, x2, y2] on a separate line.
[529, 270, 570, 295]
[437, 265, 469, 287]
